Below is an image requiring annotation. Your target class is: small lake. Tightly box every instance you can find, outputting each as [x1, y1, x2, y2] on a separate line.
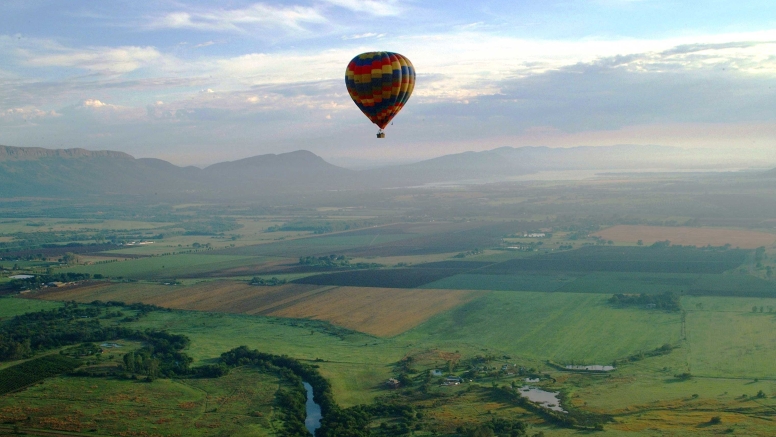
[303, 382, 322, 435]
[519, 386, 566, 413]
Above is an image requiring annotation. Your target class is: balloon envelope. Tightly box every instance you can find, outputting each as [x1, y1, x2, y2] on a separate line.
[345, 52, 415, 130]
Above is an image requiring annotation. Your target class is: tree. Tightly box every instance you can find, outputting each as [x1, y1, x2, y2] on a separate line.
[756, 246, 766, 262]
[60, 252, 78, 265]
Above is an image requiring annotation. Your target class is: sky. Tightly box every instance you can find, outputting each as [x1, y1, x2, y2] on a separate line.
[0, 0, 774, 167]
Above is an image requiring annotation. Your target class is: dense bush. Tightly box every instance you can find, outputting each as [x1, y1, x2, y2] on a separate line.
[609, 291, 681, 311]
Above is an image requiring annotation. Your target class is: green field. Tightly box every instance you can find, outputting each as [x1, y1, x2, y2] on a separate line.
[122, 310, 404, 407]
[0, 368, 284, 436]
[420, 273, 579, 291]
[222, 234, 412, 257]
[400, 291, 683, 364]
[556, 272, 700, 294]
[0, 296, 62, 318]
[683, 296, 776, 378]
[65, 253, 261, 278]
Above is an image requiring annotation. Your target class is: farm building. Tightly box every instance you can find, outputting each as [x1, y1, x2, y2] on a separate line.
[442, 376, 462, 386]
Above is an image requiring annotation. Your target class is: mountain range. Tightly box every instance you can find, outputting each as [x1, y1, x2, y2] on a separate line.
[0, 144, 757, 199]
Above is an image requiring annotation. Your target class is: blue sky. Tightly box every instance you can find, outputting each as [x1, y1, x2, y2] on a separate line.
[0, 0, 774, 167]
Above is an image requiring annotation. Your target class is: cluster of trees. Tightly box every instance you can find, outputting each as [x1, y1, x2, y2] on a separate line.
[456, 417, 528, 437]
[8, 272, 92, 290]
[0, 231, 98, 251]
[270, 219, 378, 234]
[608, 292, 681, 311]
[0, 301, 168, 361]
[612, 343, 675, 367]
[299, 255, 382, 270]
[250, 276, 287, 286]
[180, 218, 243, 235]
[121, 331, 192, 379]
[453, 248, 483, 258]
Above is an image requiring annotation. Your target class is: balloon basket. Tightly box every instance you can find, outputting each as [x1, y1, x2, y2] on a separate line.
[376, 132, 385, 138]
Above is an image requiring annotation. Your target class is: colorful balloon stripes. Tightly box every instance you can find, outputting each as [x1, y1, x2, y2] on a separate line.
[345, 52, 415, 131]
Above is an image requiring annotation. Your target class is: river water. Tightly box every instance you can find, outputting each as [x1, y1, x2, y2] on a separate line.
[303, 382, 322, 435]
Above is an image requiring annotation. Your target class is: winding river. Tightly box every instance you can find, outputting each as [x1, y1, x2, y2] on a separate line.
[303, 382, 322, 435]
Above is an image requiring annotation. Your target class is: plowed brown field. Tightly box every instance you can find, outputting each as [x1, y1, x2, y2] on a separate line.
[31, 281, 482, 337]
[268, 287, 483, 337]
[594, 225, 776, 249]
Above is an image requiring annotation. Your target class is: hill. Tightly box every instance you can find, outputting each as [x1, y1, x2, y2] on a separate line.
[0, 144, 741, 199]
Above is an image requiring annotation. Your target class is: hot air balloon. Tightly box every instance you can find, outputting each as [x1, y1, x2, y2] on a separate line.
[345, 52, 415, 138]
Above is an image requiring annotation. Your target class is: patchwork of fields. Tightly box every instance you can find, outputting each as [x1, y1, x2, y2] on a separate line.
[7, 216, 776, 436]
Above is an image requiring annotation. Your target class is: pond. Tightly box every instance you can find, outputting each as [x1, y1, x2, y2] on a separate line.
[518, 386, 566, 413]
[303, 382, 322, 435]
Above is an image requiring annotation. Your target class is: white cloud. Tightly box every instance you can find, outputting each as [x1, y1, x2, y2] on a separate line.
[23, 45, 164, 74]
[193, 41, 217, 48]
[151, 3, 326, 33]
[341, 32, 385, 40]
[0, 106, 60, 124]
[82, 99, 109, 108]
[74, 99, 146, 122]
[322, 0, 402, 16]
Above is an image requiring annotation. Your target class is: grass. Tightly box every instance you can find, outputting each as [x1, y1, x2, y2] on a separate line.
[399, 291, 683, 364]
[556, 272, 700, 294]
[420, 273, 579, 292]
[0, 368, 283, 436]
[120, 310, 407, 407]
[0, 296, 62, 318]
[683, 296, 776, 378]
[64, 253, 258, 278]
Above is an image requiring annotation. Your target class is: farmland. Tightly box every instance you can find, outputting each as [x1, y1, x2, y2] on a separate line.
[595, 225, 776, 248]
[34, 281, 483, 337]
[400, 291, 683, 364]
[64, 253, 261, 279]
[269, 286, 483, 337]
[4, 171, 776, 435]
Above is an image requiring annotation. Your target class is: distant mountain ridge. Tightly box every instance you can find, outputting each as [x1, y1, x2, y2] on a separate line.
[0, 144, 751, 199]
[0, 145, 131, 161]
